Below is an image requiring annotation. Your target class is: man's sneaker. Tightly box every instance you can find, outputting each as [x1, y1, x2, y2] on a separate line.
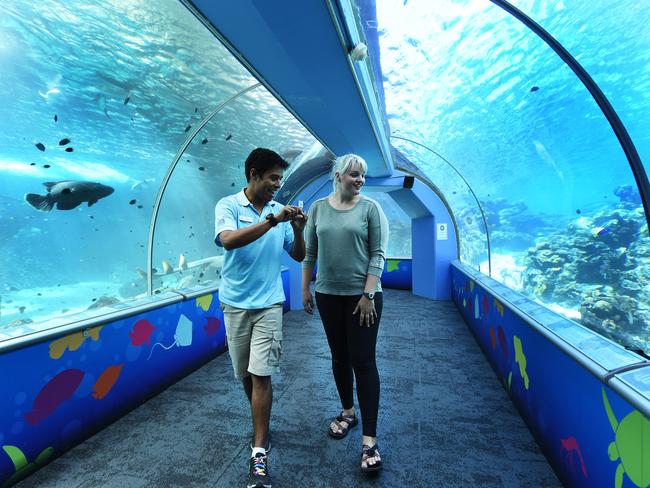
[249, 433, 272, 453]
[247, 453, 272, 488]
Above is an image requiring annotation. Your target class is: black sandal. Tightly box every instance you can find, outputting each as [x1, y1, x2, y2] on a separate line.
[327, 411, 358, 439]
[361, 443, 382, 472]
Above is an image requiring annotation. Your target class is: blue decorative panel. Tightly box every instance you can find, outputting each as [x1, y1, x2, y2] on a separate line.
[451, 265, 649, 488]
[0, 291, 227, 486]
[382, 258, 412, 290]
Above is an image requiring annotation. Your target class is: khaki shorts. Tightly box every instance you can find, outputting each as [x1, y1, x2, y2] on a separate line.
[220, 302, 284, 379]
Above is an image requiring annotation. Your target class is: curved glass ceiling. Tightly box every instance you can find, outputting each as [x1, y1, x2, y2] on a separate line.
[374, 0, 649, 353]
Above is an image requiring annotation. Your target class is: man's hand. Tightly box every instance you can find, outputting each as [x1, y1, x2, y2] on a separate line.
[290, 209, 307, 231]
[274, 205, 301, 223]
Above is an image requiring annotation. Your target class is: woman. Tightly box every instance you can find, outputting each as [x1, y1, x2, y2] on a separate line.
[301, 154, 389, 473]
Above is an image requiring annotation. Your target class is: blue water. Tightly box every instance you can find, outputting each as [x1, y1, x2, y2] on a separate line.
[373, 0, 649, 352]
[0, 0, 317, 333]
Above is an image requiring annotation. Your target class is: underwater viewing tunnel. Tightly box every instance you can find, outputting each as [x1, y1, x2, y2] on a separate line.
[0, 0, 649, 487]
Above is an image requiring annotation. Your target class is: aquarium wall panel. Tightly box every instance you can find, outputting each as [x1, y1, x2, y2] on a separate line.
[374, 0, 649, 355]
[451, 263, 649, 488]
[0, 290, 226, 486]
[0, 0, 317, 343]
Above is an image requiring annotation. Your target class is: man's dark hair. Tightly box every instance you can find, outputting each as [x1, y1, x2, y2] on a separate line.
[244, 148, 289, 182]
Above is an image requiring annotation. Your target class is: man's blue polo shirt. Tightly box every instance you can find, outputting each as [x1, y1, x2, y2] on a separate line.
[214, 189, 293, 309]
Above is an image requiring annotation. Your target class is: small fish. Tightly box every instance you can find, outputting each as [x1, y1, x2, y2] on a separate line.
[231, 182, 235, 187]
[35, 142, 45, 151]
[576, 209, 581, 214]
[25, 180, 115, 211]
[130, 177, 155, 191]
[19, 306, 26, 313]
[54, 115, 58, 122]
[137, 204, 143, 209]
[198, 166, 205, 171]
[129, 199, 136, 205]
[530, 86, 539, 92]
[43, 164, 51, 168]
[24, 369, 85, 425]
[59, 138, 71, 146]
[194, 107, 198, 113]
[225, 134, 232, 141]
[201, 138, 208, 144]
[129, 319, 155, 346]
[185, 124, 192, 132]
[38, 88, 61, 99]
[123, 96, 130, 105]
[65, 147, 73, 153]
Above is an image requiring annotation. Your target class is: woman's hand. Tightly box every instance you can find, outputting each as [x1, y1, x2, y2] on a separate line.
[302, 288, 314, 314]
[353, 296, 377, 327]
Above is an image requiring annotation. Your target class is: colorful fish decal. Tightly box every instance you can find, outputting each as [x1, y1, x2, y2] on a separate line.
[497, 327, 508, 360]
[513, 336, 530, 389]
[494, 298, 504, 316]
[386, 260, 400, 272]
[560, 436, 588, 479]
[203, 316, 221, 336]
[148, 314, 193, 360]
[129, 319, 155, 346]
[482, 295, 489, 315]
[49, 326, 103, 359]
[196, 294, 213, 311]
[474, 295, 479, 319]
[92, 364, 124, 400]
[490, 327, 496, 349]
[24, 369, 85, 424]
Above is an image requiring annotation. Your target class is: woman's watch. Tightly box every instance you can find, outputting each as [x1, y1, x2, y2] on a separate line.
[363, 291, 375, 300]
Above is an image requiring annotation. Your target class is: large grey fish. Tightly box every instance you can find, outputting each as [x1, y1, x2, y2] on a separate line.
[24, 181, 114, 211]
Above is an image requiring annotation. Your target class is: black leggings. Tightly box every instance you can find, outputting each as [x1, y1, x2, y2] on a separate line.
[315, 292, 383, 437]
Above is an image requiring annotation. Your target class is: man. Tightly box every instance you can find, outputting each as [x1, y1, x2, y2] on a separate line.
[214, 148, 306, 488]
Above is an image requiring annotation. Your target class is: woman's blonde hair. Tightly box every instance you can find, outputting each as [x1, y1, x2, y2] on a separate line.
[331, 154, 368, 191]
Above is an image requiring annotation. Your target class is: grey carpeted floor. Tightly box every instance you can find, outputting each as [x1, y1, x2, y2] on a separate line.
[18, 289, 561, 488]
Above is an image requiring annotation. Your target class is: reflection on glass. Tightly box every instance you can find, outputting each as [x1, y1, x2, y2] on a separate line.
[392, 138, 487, 270]
[364, 191, 411, 258]
[153, 88, 317, 294]
[377, 0, 649, 353]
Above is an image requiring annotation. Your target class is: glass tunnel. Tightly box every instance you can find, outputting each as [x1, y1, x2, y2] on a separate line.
[0, 1, 648, 487]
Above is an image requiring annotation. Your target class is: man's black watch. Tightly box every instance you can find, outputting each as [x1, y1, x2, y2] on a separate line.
[363, 291, 375, 301]
[265, 213, 279, 227]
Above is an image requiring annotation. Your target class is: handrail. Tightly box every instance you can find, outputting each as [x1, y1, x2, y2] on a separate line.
[391, 135, 492, 276]
[147, 83, 262, 294]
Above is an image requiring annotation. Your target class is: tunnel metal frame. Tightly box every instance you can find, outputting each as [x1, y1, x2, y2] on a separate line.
[392, 135, 492, 277]
[146, 83, 262, 295]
